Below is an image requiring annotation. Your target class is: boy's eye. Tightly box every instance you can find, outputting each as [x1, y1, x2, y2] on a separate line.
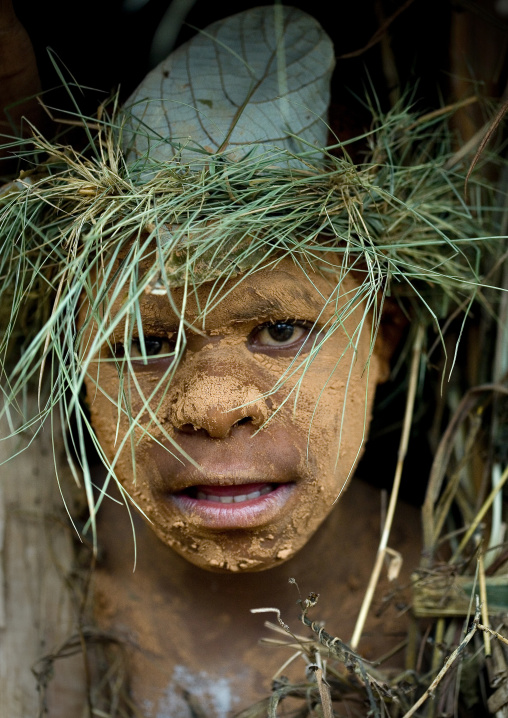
[130, 337, 173, 359]
[250, 321, 311, 349]
[111, 336, 175, 362]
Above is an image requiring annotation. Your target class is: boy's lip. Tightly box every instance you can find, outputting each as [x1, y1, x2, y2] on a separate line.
[150, 441, 306, 529]
[154, 459, 300, 494]
[167, 481, 296, 529]
[180, 481, 276, 500]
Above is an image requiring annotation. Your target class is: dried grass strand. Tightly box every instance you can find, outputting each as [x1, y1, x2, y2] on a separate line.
[350, 322, 424, 649]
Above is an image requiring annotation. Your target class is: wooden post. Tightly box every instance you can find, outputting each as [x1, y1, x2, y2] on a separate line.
[0, 400, 86, 716]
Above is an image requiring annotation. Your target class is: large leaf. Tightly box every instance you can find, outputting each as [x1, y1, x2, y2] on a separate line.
[123, 6, 334, 166]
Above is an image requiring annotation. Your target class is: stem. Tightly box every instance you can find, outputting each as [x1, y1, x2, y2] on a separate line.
[401, 616, 478, 718]
[350, 323, 425, 649]
[451, 463, 508, 562]
[478, 552, 491, 657]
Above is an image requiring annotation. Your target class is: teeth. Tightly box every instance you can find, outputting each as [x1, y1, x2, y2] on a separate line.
[196, 485, 273, 503]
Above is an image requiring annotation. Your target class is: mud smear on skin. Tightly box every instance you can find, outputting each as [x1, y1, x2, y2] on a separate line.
[87, 264, 380, 574]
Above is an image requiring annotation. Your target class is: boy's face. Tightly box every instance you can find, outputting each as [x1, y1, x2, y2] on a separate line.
[84, 258, 389, 572]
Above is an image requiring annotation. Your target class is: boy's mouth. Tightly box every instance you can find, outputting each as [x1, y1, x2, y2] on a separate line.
[181, 482, 275, 503]
[169, 481, 295, 529]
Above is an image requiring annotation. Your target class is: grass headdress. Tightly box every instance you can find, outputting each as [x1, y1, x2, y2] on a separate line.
[0, 5, 505, 523]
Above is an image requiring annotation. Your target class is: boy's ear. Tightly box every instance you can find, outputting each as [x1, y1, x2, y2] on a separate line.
[374, 299, 409, 383]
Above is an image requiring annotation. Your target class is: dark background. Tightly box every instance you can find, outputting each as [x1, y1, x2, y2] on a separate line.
[13, 0, 496, 134]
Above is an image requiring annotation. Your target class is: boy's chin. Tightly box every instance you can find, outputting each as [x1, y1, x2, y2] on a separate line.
[180, 554, 288, 574]
[152, 524, 301, 573]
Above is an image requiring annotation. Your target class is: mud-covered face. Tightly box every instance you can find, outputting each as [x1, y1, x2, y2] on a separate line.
[83, 259, 389, 572]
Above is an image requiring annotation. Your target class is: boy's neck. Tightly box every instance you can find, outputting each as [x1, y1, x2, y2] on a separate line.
[94, 476, 419, 643]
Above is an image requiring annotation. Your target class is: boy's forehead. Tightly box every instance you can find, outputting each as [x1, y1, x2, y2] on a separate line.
[138, 260, 351, 329]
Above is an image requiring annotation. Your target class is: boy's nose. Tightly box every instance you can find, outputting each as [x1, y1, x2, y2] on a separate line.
[182, 404, 264, 439]
[169, 372, 270, 439]
[170, 375, 269, 439]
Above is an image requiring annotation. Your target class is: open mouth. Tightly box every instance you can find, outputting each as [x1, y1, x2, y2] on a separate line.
[180, 482, 276, 504]
[169, 481, 295, 528]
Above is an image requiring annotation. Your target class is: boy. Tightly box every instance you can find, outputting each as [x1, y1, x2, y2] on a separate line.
[73, 12, 418, 710]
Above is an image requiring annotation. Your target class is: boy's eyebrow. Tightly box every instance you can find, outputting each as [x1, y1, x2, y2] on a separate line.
[228, 290, 324, 321]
